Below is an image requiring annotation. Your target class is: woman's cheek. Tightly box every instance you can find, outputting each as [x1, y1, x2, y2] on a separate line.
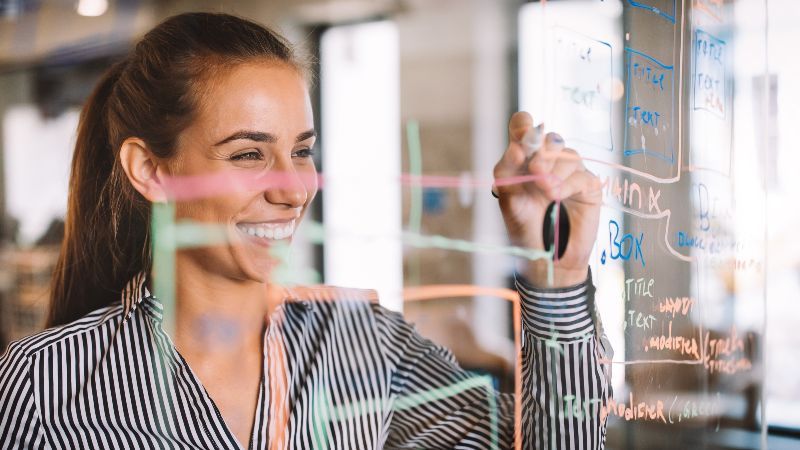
[302, 167, 319, 204]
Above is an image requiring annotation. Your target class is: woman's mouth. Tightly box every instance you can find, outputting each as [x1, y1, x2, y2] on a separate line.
[236, 220, 295, 242]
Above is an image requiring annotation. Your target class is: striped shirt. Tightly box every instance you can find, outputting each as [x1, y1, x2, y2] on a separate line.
[0, 272, 612, 449]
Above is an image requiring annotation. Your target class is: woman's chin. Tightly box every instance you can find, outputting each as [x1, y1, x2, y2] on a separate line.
[230, 257, 272, 283]
[231, 251, 280, 283]
[229, 230, 292, 283]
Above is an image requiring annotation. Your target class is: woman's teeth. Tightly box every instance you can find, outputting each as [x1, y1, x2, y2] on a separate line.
[238, 221, 295, 240]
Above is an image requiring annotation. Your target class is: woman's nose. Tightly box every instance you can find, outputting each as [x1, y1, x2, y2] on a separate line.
[263, 158, 307, 208]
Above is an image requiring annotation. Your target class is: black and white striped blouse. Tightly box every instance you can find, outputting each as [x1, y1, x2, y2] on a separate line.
[0, 272, 612, 449]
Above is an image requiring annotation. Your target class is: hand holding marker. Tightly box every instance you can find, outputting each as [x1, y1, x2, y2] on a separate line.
[520, 124, 570, 261]
[494, 112, 602, 287]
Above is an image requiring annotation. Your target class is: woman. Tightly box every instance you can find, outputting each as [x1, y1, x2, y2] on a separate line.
[0, 12, 611, 450]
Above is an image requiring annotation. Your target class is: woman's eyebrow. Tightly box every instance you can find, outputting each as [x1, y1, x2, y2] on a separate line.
[213, 129, 316, 146]
[295, 129, 317, 143]
[214, 130, 277, 146]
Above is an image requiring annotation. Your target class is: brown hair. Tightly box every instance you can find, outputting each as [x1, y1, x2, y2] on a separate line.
[47, 12, 307, 327]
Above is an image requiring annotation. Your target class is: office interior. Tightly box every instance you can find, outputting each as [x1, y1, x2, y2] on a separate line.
[0, 0, 798, 448]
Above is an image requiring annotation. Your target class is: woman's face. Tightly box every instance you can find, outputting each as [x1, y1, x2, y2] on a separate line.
[168, 62, 317, 283]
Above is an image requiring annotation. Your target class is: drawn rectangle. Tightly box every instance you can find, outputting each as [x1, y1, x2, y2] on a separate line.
[550, 27, 614, 152]
[623, 48, 675, 164]
[693, 29, 726, 119]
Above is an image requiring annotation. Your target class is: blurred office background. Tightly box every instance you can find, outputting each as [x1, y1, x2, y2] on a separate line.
[0, 0, 797, 448]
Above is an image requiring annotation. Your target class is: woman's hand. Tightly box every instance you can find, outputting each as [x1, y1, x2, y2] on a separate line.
[493, 111, 603, 287]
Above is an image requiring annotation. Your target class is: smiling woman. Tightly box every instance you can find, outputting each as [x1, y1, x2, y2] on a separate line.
[122, 61, 319, 284]
[0, 12, 611, 450]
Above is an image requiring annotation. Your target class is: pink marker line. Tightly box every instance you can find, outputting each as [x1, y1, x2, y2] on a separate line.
[399, 173, 556, 188]
[161, 171, 559, 201]
[161, 171, 325, 201]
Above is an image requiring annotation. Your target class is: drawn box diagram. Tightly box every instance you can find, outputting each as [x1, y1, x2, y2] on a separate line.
[550, 27, 613, 152]
[623, 48, 675, 165]
[627, 0, 677, 23]
[689, 28, 732, 176]
[693, 29, 726, 118]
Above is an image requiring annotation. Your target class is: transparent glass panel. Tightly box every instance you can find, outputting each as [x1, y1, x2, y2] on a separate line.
[519, 0, 768, 447]
[0, 1, 789, 449]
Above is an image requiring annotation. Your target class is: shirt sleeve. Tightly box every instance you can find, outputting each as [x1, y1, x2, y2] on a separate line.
[0, 341, 49, 449]
[377, 270, 612, 450]
[515, 270, 613, 450]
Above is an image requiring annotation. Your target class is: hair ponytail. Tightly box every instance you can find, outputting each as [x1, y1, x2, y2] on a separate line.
[47, 61, 144, 327]
[47, 12, 306, 327]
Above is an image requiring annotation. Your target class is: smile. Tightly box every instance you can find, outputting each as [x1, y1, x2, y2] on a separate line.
[236, 220, 295, 240]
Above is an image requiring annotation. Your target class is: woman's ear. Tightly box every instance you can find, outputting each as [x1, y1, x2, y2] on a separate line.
[119, 138, 168, 203]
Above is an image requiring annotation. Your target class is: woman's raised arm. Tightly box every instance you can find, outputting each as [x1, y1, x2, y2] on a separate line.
[379, 112, 612, 449]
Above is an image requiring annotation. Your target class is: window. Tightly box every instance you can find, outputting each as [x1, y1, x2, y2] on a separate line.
[320, 21, 403, 311]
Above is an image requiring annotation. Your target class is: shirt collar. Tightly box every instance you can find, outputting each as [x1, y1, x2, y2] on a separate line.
[277, 287, 313, 310]
[281, 286, 378, 306]
[119, 272, 314, 323]
[121, 271, 153, 321]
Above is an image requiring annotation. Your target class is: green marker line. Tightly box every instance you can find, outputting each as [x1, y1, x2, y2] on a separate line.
[156, 225, 322, 285]
[173, 221, 228, 248]
[267, 241, 291, 285]
[406, 120, 423, 235]
[394, 375, 491, 410]
[406, 120, 424, 286]
[301, 220, 326, 243]
[403, 231, 552, 263]
[311, 386, 332, 450]
[312, 375, 500, 450]
[304, 219, 551, 264]
[151, 202, 177, 336]
[160, 215, 554, 284]
[325, 397, 385, 422]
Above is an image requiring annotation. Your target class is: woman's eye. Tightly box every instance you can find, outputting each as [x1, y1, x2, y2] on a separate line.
[230, 150, 263, 161]
[293, 147, 316, 159]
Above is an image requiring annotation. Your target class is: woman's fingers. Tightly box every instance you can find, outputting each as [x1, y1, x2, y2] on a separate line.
[543, 132, 566, 152]
[543, 147, 581, 184]
[508, 111, 534, 142]
[551, 169, 603, 205]
[493, 141, 526, 194]
[495, 117, 597, 205]
[527, 133, 567, 191]
[494, 112, 536, 194]
[529, 147, 599, 202]
[533, 132, 566, 168]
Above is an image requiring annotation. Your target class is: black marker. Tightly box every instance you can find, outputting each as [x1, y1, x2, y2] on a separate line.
[543, 201, 569, 260]
[521, 125, 570, 260]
